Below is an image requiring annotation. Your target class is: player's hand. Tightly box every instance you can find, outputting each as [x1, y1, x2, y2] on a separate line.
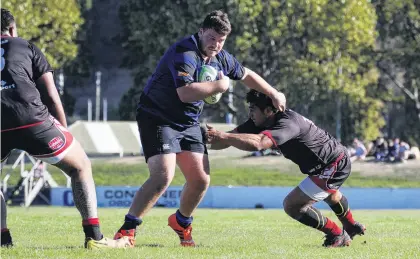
[205, 124, 224, 144]
[216, 71, 230, 93]
[270, 91, 286, 112]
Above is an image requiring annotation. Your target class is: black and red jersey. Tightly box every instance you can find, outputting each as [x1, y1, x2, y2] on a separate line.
[236, 109, 345, 175]
[1, 36, 53, 131]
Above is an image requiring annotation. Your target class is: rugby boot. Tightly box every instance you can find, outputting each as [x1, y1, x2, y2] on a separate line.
[113, 228, 136, 248]
[85, 236, 133, 249]
[322, 230, 351, 248]
[168, 213, 195, 247]
[343, 222, 366, 240]
[1, 229, 13, 247]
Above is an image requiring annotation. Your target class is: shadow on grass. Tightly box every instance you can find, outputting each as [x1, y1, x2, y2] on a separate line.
[16, 245, 81, 250]
[138, 243, 206, 248]
[139, 243, 164, 248]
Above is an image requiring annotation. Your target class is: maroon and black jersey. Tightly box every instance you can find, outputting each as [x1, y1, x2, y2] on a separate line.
[1, 36, 53, 131]
[236, 109, 345, 175]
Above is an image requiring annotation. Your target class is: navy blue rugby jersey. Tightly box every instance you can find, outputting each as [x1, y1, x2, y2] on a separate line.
[236, 109, 346, 175]
[138, 33, 245, 129]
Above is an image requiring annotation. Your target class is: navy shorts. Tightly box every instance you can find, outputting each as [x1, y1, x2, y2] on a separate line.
[137, 111, 207, 162]
[1, 116, 74, 166]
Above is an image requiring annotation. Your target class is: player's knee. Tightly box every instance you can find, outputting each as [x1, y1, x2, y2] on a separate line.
[153, 181, 170, 194]
[283, 199, 306, 219]
[325, 190, 342, 205]
[70, 157, 91, 176]
[187, 174, 210, 190]
[149, 174, 173, 192]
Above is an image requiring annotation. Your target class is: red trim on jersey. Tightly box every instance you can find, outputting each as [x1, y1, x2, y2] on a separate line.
[0, 121, 44, 132]
[261, 130, 278, 146]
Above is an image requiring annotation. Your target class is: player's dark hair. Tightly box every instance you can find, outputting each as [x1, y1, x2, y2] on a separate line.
[201, 10, 231, 35]
[246, 90, 277, 113]
[1, 8, 15, 34]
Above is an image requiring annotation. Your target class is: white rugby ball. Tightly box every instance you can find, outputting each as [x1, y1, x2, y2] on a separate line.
[198, 65, 222, 104]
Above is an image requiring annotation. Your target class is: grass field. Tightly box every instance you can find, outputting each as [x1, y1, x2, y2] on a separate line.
[2, 207, 420, 258]
[4, 156, 420, 188]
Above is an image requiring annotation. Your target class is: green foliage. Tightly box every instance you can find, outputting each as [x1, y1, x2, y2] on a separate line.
[232, 0, 382, 143]
[118, 0, 385, 143]
[5, 157, 420, 188]
[118, 0, 229, 120]
[2, 0, 83, 68]
[374, 0, 420, 144]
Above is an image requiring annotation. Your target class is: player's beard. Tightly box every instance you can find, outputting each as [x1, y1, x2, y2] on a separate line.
[198, 39, 218, 58]
[259, 115, 275, 128]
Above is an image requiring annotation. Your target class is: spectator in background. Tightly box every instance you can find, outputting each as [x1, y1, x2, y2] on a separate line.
[386, 138, 400, 162]
[350, 138, 367, 162]
[373, 137, 388, 162]
[397, 141, 410, 162]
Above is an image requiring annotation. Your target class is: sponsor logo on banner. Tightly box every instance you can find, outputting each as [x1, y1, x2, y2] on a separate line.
[63, 190, 74, 206]
[53, 187, 183, 208]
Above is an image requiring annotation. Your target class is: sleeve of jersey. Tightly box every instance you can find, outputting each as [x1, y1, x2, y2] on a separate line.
[170, 52, 197, 88]
[235, 119, 261, 134]
[261, 118, 300, 146]
[223, 51, 245, 80]
[31, 43, 53, 80]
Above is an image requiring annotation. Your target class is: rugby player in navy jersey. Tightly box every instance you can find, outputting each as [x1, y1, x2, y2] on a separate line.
[113, 10, 286, 247]
[0, 8, 131, 249]
[205, 90, 366, 248]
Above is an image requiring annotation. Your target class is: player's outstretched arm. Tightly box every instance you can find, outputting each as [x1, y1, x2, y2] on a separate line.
[204, 124, 237, 150]
[207, 126, 274, 152]
[241, 68, 286, 112]
[36, 72, 67, 127]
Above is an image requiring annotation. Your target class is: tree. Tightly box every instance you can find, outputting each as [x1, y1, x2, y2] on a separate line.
[117, 0, 230, 120]
[231, 0, 382, 143]
[118, 0, 383, 144]
[374, 0, 420, 145]
[3, 0, 83, 68]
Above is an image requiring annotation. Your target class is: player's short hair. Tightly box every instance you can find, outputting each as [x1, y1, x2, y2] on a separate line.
[201, 10, 231, 35]
[1, 8, 15, 34]
[246, 90, 277, 112]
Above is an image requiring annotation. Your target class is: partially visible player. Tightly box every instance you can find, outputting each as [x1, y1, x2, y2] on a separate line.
[113, 10, 286, 247]
[205, 90, 365, 247]
[0, 8, 131, 249]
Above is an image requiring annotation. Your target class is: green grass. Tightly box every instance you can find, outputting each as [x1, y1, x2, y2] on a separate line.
[2, 207, 420, 258]
[3, 157, 420, 188]
[4, 166, 420, 188]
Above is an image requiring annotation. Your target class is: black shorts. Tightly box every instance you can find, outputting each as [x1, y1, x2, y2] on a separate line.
[1, 116, 74, 165]
[137, 111, 207, 162]
[299, 152, 351, 201]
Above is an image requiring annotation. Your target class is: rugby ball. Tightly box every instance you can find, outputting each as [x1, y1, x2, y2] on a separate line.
[198, 65, 222, 104]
